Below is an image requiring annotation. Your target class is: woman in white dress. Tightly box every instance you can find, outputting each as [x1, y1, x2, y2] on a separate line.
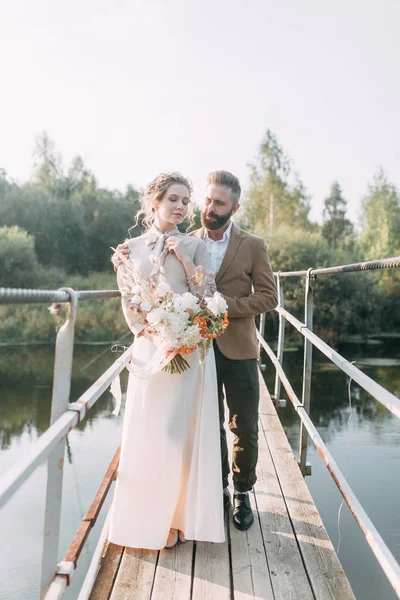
[108, 173, 225, 550]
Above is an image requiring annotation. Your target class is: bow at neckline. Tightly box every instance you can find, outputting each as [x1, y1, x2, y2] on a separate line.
[146, 225, 180, 276]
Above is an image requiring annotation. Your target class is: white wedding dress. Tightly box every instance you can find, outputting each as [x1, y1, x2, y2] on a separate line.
[108, 227, 225, 549]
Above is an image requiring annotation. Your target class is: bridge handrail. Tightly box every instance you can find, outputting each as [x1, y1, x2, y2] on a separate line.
[273, 254, 400, 277]
[0, 347, 131, 511]
[258, 255, 400, 599]
[258, 330, 400, 597]
[0, 286, 127, 598]
[275, 306, 400, 420]
[0, 253, 399, 598]
[0, 288, 120, 304]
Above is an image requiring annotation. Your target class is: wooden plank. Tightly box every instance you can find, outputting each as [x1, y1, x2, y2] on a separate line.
[224, 410, 274, 600]
[255, 415, 314, 600]
[229, 497, 275, 600]
[89, 542, 124, 600]
[110, 546, 158, 600]
[258, 372, 355, 600]
[151, 541, 194, 599]
[224, 385, 309, 599]
[192, 520, 231, 600]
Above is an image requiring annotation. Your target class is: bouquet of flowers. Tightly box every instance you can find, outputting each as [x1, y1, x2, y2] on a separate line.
[115, 252, 229, 374]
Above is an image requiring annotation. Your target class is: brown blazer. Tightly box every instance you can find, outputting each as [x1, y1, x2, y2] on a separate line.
[193, 224, 278, 360]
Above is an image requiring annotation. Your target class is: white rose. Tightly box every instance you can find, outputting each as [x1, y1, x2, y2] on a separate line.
[206, 299, 219, 316]
[147, 307, 165, 326]
[140, 300, 152, 312]
[213, 292, 228, 314]
[180, 292, 200, 311]
[132, 284, 143, 294]
[156, 282, 171, 296]
[130, 294, 142, 304]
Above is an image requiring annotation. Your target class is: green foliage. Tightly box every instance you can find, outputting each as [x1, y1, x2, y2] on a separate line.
[321, 182, 354, 250]
[265, 226, 381, 344]
[358, 169, 400, 300]
[0, 226, 38, 288]
[241, 130, 312, 233]
[359, 169, 400, 260]
[1, 131, 400, 345]
[0, 135, 141, 275]
[0, 272, 128, 343]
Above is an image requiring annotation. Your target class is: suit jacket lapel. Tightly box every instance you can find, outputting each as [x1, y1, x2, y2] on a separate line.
[216, 224, 241, 283]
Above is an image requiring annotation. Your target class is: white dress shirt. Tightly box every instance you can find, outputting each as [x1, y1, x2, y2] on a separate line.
[204, 222, 233, 276]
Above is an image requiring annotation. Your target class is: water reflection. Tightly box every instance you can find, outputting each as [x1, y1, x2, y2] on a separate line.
[0, 343, 126, 600]
[0, 340, 399, 600]
[262, 339, 400, 600]
[0, 345, 127, 453]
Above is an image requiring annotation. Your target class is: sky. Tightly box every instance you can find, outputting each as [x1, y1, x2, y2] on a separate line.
[0, 0, 399, 224]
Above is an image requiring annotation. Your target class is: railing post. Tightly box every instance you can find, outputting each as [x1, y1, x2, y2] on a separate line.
[273, 273, 286, 408]
[299, 270, 313, 476]
[258, 312, 266, 370]
[40, 288, 78, 599]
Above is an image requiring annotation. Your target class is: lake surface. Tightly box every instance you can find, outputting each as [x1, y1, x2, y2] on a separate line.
[0, 338, 399, 600]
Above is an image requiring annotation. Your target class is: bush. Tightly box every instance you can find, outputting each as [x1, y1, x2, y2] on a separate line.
[0, 226, 39, 288]
[263, 225, 381, 345]
[0, 271, 128, 343]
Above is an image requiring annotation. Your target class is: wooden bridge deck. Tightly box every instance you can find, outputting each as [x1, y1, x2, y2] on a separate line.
[89, 373, 355, 600]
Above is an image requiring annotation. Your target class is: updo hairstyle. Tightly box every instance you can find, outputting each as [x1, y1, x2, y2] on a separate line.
[134, 172, 193, 230]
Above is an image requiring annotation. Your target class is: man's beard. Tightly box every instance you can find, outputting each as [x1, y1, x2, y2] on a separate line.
[201, 208, 234, 230]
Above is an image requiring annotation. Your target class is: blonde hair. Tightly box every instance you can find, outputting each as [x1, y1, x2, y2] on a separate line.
[207, 170, 241, 205]
[133, 172, 193, 231]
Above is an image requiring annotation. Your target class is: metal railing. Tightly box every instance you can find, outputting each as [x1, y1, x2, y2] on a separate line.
[1, 255, 399, 598]
[258, 255, 400, 598]
[0, 287, 127, 600]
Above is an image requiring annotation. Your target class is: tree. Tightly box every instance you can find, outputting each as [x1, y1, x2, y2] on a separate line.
[0, 226, 38, 287]
[33, 131, 63, 195]
[359, 169, 400, 259]
[358, 169, 400, 301]
[242, 130, 311, 234]
[265, 225, 380, 344]
[321, 182, 354, 250]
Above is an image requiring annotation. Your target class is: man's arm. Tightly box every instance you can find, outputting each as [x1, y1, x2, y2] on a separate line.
[222, 238, 278, 318]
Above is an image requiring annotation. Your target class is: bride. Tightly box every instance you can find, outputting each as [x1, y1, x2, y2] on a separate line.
[108, 172, 225, 550]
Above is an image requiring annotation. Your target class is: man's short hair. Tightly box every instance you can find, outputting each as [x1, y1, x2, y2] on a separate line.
[207, 170, 241, 205]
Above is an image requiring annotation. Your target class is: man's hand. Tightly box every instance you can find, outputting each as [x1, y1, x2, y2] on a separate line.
[111, 240, 130, 272]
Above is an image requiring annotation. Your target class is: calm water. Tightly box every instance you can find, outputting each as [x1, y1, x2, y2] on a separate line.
[0, 339, 399, 600]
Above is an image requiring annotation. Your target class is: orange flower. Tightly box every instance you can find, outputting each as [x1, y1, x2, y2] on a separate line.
[180, 345, 197, 355]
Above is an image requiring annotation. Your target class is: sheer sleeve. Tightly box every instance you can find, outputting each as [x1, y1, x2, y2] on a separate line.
[188, 239, 217, 299]
[117, 267, 146, 337]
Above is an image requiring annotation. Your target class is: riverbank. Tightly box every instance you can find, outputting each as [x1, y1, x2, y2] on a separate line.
[1, 271, 400, 344]
[0, 272, 128, 343]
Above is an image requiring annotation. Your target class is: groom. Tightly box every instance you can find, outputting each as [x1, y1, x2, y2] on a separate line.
[193, 171, 277, 530]
[113, 170, 277, 531]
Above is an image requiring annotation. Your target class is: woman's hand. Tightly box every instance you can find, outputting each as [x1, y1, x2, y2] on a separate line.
[166, 237, 191, 266]
[111, 240, 130, 272]
[142, 329, 178, 356]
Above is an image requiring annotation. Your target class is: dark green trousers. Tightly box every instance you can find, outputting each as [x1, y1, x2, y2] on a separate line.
[214, 343, 260, 493]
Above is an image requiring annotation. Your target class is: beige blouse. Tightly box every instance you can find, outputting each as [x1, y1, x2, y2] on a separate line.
[117, 225, 215, 336]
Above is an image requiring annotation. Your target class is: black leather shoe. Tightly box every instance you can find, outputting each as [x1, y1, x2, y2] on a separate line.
[223, 489, 231, 512]
[233, 491, 254, 530]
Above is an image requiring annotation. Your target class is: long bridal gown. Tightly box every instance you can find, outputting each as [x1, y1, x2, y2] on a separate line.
[108, 226, 225, 549]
